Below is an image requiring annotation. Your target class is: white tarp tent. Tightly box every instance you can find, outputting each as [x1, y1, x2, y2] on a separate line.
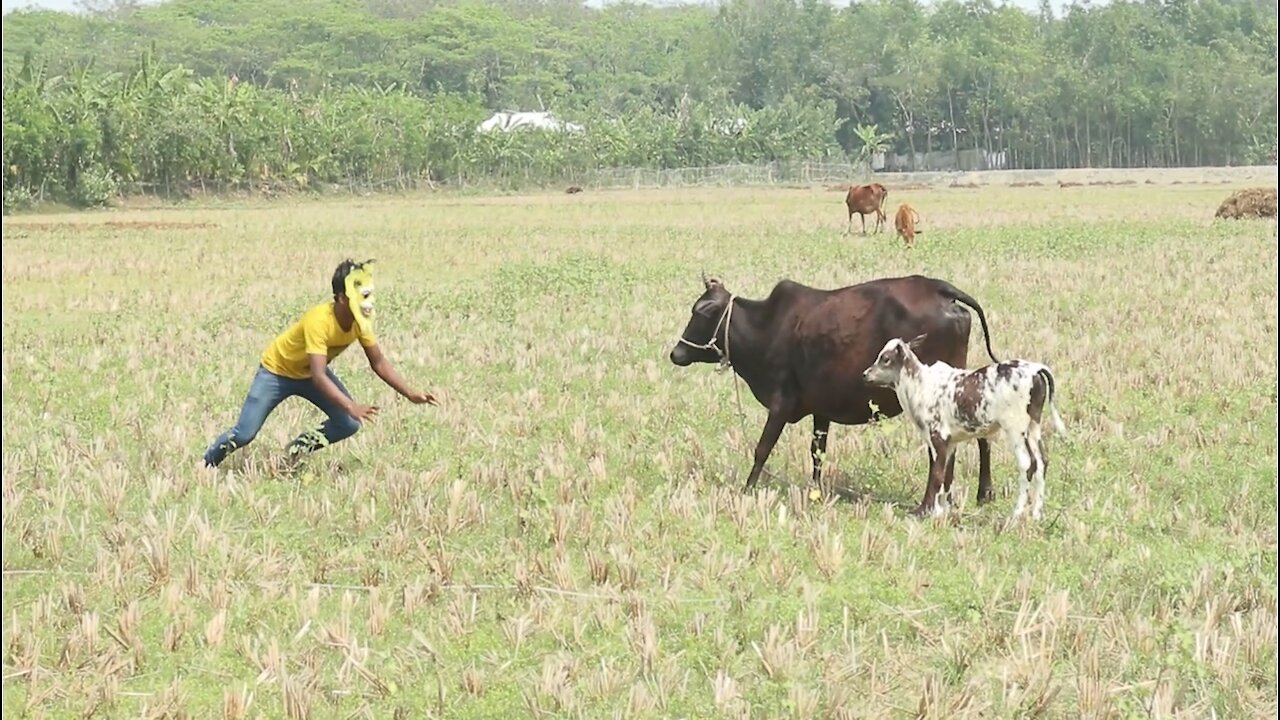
[477, 111, 584, 134]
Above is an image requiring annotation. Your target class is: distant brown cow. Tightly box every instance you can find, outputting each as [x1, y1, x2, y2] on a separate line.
[845, 183, 888, 235]
[894, 203, 922, 248]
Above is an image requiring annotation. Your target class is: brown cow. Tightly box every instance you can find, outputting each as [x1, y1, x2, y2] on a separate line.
[669, 273, 1000, 516]
[894, 203, 922, 248]
[845, 183, 889, 235]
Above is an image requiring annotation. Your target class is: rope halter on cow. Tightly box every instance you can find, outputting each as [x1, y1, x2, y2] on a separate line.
[677, 292, 750, 457]
[677, 294, 735, 373]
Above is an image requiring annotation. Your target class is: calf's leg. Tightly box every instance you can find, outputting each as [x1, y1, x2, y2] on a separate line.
[1008, 431, 1036, 519]
[932, 442, 957, 517]
[935, 339, 996, 506]
[975, 439, 994, 504]
[744, 411, 788, 491]
[1030, 427, 1048, 520]
[912, 432, 951, 518]
[942, 451, 958, 509]
[810, 416, 831, 484]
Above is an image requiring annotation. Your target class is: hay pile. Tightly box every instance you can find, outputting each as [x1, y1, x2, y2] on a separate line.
[1215, 187, 1277, 220]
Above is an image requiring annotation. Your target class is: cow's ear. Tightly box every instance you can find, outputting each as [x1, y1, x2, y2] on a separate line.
[907, 334, 927, 351]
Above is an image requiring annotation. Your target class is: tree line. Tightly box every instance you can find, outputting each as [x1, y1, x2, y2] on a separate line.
[2, 0, 1276, 209]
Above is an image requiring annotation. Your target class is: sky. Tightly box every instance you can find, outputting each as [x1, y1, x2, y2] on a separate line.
[2, 0, 85, 12]
[2, 0, 1090, 16]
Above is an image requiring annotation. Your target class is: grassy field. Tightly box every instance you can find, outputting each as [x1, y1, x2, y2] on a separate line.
[3, 182, 1277, 719]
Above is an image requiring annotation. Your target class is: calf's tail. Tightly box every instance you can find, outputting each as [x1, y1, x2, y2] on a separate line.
[1037, 366, 1068, 438]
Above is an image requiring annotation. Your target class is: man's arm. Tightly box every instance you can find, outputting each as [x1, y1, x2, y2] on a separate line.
[363, 343, 437, 405]
[300, 310, 378, 421]
[309, 354, 379, 420]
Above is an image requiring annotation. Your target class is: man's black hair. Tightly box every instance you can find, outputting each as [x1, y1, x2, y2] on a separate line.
[331, 258, 374, 297]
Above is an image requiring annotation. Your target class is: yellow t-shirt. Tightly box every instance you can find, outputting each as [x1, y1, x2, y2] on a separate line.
[260, 302, 377, 379]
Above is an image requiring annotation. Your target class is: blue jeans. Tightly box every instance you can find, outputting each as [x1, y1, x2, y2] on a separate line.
[203, 365, 361, 467]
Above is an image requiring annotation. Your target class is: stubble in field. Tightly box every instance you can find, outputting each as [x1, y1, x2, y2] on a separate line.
[2, 183, 1277, 718]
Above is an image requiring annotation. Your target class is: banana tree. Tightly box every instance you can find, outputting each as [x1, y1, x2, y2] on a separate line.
[851, 122, 893, 171]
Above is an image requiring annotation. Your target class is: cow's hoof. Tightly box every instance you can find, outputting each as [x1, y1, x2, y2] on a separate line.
[909, 503, 932, 519]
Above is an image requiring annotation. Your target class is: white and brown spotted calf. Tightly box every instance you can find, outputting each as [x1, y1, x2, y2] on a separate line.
[862, 336, 1067, 520]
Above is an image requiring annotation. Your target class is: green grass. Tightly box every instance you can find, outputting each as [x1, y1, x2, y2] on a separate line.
[3, 183, 1277, 719]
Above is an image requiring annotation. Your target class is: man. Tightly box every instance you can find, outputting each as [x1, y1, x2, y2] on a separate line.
[203, 258, 437, 468]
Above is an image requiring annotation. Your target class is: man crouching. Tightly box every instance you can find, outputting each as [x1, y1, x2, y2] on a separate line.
[203, 258, 437, 469]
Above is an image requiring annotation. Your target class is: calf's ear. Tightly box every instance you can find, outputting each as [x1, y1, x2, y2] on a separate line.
[907, 334, 928, 350]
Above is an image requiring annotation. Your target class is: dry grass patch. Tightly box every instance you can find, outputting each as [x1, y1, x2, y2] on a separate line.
[3, 183, 1276, 718]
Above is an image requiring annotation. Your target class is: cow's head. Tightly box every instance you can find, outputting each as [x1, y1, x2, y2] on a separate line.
[862, 335, 927, 387]
[670, 273, 733, 366]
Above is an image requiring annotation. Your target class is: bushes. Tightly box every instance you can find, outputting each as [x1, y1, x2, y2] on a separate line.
[1, 56, 845, 209]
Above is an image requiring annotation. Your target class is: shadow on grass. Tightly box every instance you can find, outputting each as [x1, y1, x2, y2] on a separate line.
[731, 466, 921, 510]
[732, 465, 1048, 534]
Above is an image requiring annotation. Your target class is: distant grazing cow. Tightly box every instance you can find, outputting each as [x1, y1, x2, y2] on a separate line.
[845, 183, 889, 235]
[670, 273, 1000, 516]
[894, 203, 922, 248]
[862, 337, 1066, 520]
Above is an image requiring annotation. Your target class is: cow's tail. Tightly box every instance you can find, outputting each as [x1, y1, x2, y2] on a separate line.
[934, 280, 999, 364]
[1035, 366, 1067, 438]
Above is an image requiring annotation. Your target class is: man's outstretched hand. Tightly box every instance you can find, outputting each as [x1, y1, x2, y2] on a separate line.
[349, 403, 381, 422]
[407, 390, 439, 406]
